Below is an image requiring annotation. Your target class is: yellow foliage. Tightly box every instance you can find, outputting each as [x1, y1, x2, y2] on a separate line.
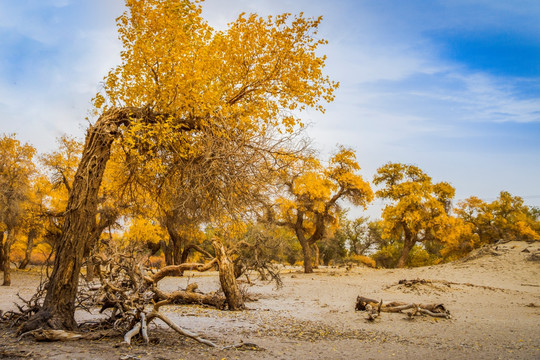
[125, 217, 167, 245]
[148, 255, 165, 269]
[375, 163, 455, 242]
[275, 146, 373, 267]
[348, 254, 376, 268]
[452, 192, 539, 251]
[95, 0, 337, 154]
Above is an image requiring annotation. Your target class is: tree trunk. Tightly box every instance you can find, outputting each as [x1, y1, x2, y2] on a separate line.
[181, 245, 191, 264]
[20, 109, 130, 332]
[212, 239, 244, 310]
[295, 224, 313, 273]
[19, 228, 37, 270]
[299, 238, 313, 273]
[2, 230, 15, 286]
[163, 240, 173, 266]
[165, 226, 184, 274]
[0, 232, 4, 268]
[396, 229, 415, 268]
[165, 224, 184, 265]
[311, 243, 320, 269]
[173, 237, 183, 265]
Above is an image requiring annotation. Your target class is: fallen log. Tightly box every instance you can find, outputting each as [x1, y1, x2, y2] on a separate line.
[355, 295, 451, 320]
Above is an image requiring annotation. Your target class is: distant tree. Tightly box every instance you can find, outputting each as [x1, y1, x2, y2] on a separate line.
[275, 147, 373, 273]
[373, 163, 456, 268]
[453, 192, 539, 245]
[337, 216, 384, 257]
[490, 191, 539, 241]
[0, 134, 36, 286]
[16, 175, 51, 270]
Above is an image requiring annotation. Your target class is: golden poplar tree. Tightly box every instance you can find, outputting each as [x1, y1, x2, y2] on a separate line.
[24, 0, 337, 331]
[0, 134, 36, 286]
[373, 163, 456, 268]
[275, 147, 373, 273]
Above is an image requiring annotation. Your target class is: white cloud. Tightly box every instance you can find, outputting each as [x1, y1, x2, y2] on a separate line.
[0, 0, 539, 213]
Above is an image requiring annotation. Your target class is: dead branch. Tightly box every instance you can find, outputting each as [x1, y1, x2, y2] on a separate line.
[152, 285, 226, 309]
[124, 322, 142, 345]
[9, 241, 257, 349]
[145, 259, 217, 284]
[355, 295, 451, 320]
[150, 312, 217, 347]
[79, 242, 225, 346]
[140, 312, 149, 344]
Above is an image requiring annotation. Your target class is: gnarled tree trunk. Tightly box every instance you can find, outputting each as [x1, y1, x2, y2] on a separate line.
[212, 239, 244, 310]
[163, 240, 173, 266]
[21, 109, 130, 332]
[164, 223, 184, 267]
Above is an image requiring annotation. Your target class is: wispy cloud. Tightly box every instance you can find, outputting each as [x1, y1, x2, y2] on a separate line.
[0, 0, 539, 214]
[0, 0, 123, 149]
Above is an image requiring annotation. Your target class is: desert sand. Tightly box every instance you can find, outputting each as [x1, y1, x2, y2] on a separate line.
[1, 240, 539, 359]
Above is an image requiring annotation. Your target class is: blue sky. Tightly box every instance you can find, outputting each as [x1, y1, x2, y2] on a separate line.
[1, 0, 539, 217]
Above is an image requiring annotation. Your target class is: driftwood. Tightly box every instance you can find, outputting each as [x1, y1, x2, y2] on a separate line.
[355, 295, 451, 321]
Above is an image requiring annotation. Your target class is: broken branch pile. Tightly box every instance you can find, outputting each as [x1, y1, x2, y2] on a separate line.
[76, 244, 227, 346]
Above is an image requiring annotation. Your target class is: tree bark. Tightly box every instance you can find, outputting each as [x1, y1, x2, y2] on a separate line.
[172, 235, 184, 266]
[311, 243, 320, 269]
[164, 224, 185, 268]
[396, 228, 415, 268]
[2, 230, 15, 286]
[20, 109, 131, 332]
[296, 227, 313, 273]
[212, 239, 244, 310]
[163, 240, 173, 266]
[0, 232, 4, 269]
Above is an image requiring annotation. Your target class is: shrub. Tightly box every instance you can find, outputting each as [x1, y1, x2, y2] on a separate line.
[347, 254, 376, 268]
[408, 246, 437, 267]
[372, 243, 401, 268]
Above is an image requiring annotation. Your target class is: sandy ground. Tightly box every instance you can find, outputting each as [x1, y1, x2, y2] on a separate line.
[1, 240, 539, 359]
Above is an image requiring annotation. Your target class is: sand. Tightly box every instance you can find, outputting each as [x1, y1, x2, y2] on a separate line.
[1, 240, 539, 359]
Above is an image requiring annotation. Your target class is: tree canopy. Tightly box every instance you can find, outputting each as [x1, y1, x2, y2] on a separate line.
[373, 162, 456, 268]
